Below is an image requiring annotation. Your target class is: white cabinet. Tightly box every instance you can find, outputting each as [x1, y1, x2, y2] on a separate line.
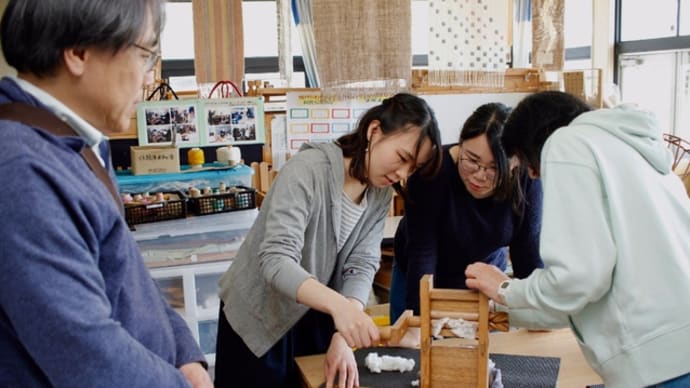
[131, 209, 258, 268]
[149, 261, 230, 365]
[131, 209, 258, 365]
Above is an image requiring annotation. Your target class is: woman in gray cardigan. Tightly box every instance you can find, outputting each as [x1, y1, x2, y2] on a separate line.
[215, 93, 443, 388]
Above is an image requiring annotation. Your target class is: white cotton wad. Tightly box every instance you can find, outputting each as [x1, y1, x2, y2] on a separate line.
[364, 352, 415, 373]
[447, 318, 477, 339]
[431, 317, 477, 339]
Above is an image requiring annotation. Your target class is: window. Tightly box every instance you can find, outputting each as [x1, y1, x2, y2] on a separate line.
[411, 0, 429, 66]
[159, 2, 196, 91]
[242, 1, 306, 88]
[157, 1, 600, 93]
[616, 0, 690, 136]
[159, 1, 308, 91]
[681, 1, 690, 36]
[563, 0, 592, 69]
[161, 3, 195, 60]
[620, 0, 678, 41]
[619, 52, 677, 133]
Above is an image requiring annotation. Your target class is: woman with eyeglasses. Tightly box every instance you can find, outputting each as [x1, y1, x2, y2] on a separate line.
[389, 102, 544, 322]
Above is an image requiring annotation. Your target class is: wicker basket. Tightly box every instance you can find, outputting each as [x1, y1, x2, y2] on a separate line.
[188, 186, 256, 216]
[124, 191, 187, 225]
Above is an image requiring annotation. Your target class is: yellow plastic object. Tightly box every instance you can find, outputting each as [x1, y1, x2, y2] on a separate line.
[371, 315, 390, 327]
[187, 147, 205, 167]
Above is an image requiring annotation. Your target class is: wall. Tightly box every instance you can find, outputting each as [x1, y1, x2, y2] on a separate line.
[421, 93, 528, 144]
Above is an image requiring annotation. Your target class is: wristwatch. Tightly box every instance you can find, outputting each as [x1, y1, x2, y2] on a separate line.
[497, 279, 511, 304]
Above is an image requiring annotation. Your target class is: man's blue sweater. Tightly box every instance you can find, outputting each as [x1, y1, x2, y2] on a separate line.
[0, 78, 204, 387]
[394, 145, 544, 313]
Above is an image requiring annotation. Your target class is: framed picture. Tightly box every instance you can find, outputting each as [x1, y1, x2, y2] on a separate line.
[199, 97, 266, 146]
[135, 96, 266, 149]
[137, 100, 202, 148]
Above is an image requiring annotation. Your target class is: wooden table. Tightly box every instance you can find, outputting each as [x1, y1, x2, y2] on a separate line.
[295, 328, 602, 388]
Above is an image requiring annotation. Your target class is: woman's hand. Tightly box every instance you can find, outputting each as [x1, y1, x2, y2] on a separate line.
[179, 362, 213, 388]
[465, 262, 510, 303]
[324, 332, 359, 388]
[395, 327, 420, 348]
[295, 278, 379, 347]
[330, 298, 379, 349]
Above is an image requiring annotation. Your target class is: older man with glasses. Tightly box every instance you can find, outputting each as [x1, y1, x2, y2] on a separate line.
[0, 1, 212, 387]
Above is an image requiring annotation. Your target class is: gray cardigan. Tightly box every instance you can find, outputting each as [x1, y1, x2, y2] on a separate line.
[219, 142, 393, 357]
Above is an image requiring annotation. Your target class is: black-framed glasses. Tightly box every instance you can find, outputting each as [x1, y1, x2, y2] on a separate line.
[133, 43, 161, 72]
[459, 154, 497, 181]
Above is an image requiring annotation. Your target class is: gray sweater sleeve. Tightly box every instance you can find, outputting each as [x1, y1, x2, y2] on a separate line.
[255, 156, 320, 299]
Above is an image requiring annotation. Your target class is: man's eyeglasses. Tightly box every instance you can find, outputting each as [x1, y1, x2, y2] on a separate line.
[133, 43, 161, 72]
[459, 154, 497, 181]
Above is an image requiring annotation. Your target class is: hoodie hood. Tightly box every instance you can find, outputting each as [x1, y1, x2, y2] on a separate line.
[572, 104, 673, 174]
[298, 141, 344, 172]
[298, 141, 346, 193]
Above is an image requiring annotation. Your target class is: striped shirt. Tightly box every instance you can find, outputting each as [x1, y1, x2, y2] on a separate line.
[338, 189, 368, 252]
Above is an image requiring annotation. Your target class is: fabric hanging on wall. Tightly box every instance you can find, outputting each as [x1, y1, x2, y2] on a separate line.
[292, 0, 320, 87]
[192, 0, 244, 87]
[428, 0, 509, 88]
[531, 0, 564, 71]
[312, 0, 411, 99]
[277, 0, 292, 86]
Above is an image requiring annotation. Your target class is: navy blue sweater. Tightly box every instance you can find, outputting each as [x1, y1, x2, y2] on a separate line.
[395, 145, 544, 313]
[0, 78, 204, 387]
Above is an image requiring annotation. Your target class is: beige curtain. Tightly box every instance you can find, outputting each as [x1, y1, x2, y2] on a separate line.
[192, 0, 244, 87]
[532, 0, 564, 71]
[312, 0, 411, 99]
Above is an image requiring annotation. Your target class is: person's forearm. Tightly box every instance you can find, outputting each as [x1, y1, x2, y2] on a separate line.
[296, 278, 351, 314]
[347, 297, 364, 310]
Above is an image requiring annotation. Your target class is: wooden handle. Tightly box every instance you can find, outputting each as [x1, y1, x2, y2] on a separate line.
[378, 326, 392, 341]
[378, 310, 509, 345]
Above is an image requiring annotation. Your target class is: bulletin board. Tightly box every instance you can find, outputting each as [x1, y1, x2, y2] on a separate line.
[136, 97, 265, 148]
[285, 92, 385, 154]
[284, 91, 529, 150]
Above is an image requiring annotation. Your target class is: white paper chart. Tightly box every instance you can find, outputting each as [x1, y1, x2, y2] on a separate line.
[285, 92, 385, 154]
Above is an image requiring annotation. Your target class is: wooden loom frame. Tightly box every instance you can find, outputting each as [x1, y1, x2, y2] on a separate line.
[381, 274, 508, 388]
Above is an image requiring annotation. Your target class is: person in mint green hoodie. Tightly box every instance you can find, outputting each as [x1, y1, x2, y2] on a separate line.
[466, 91, 690, 388]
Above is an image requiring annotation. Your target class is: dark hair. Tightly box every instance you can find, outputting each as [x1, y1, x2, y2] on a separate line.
[1, 0, 165, 77]
[337, 93, 443, 195]
[459, 102, 512, 200]
[502, 91, 592, 174]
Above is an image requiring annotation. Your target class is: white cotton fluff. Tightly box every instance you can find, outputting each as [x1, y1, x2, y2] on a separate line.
[431, 317, 478, 339]
[364, 352, 415, 373]
[446, 318, 477, 339]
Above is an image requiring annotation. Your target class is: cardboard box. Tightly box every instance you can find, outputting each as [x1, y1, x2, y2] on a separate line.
[130, 145, 180, 175]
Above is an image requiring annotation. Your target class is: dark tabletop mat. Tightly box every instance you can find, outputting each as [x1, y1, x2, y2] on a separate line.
[319, 347, 419, 388]
[491, 353, 560, 388]
[318, 347, 561, 388]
